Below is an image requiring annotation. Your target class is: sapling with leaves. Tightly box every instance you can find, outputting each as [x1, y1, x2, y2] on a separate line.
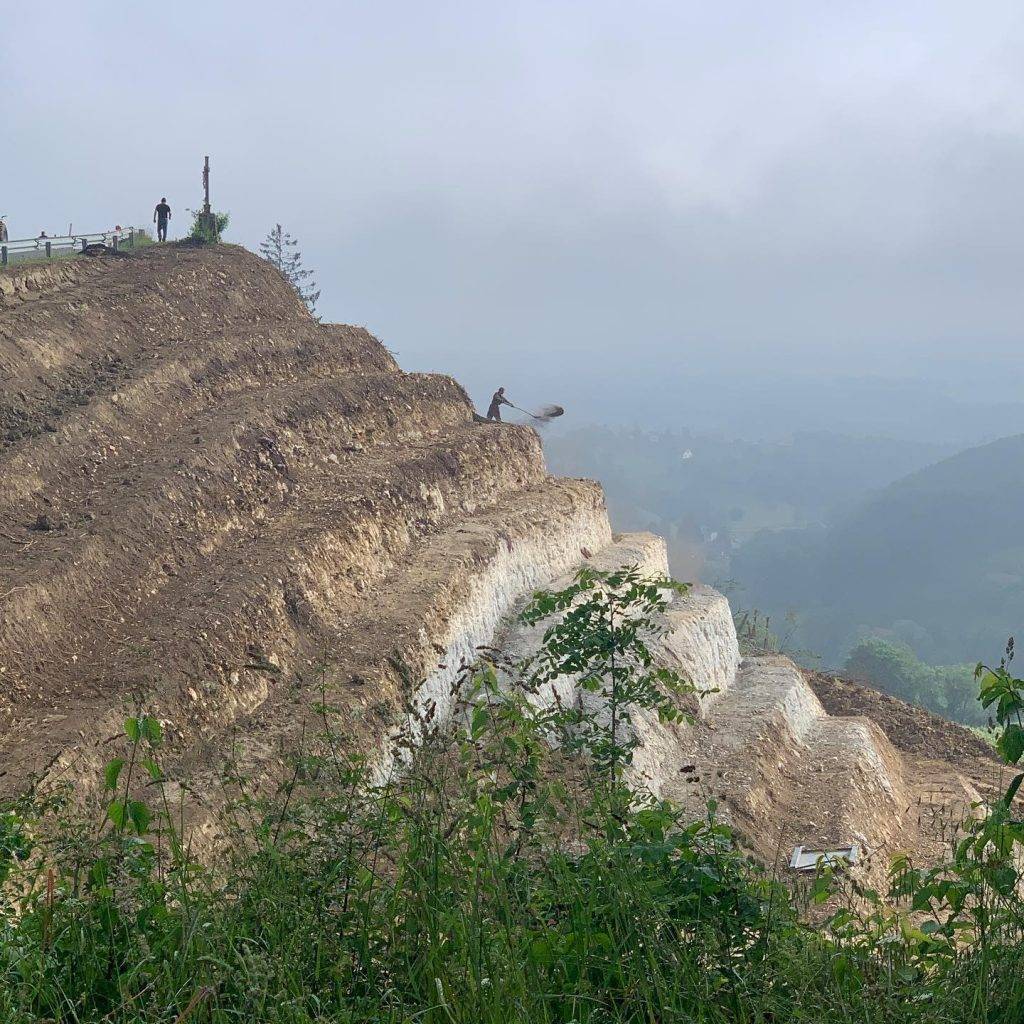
[104, 714, 164, 838]
[519, 565, 693, 778]
[978, 639, 1024, 786]
[426, 565, 696, 854]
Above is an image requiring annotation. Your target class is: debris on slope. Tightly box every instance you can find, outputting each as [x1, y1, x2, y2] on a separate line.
[0, 244, 604, 824]
[485, 535, 996, 883]
[807, 671, 1001, 784]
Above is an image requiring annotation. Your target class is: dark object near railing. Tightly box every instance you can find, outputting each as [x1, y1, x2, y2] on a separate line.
[1, 227, 137, 267]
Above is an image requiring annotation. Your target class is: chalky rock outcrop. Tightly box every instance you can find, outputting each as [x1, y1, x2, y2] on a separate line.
[0, 245, 1000, 872]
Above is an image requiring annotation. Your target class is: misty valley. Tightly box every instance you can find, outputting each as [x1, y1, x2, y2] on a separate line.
[547, 423, 1021, 727]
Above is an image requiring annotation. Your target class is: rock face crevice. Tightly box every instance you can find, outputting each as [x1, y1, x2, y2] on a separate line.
[0, 244, 1001, 877]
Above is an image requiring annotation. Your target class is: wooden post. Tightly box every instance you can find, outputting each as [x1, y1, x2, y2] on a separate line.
[112, 233, 119, 253]
[1, 246, 6, 267]
[81, 238, 88, 254]
[200, 155, 218, 241]
[45, 240, 52, 258]
[129, 228, 135, 248]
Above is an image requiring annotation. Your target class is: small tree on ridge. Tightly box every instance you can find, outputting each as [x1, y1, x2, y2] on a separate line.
[259, 223, 321, 315]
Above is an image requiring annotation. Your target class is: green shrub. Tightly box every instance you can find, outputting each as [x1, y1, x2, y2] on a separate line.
[187, 209, 229, 244]
[844, 636, 985, 725]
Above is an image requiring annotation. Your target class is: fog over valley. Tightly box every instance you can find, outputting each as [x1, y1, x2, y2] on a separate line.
[7, 4, 1024, 1017]
[6, 1, 1024, 436]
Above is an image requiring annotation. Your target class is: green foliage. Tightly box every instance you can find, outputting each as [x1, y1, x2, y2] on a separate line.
[844, 636, 985, 725]
[978, 646, 1024, 776]
[187, 208, 229, 244]
[519, 565, 693, 785]
[821, 641, 1024, 996]
[734, 433, 1024, 668]
[0, 580, 1022, 1022]
[0, 811, 30, 887]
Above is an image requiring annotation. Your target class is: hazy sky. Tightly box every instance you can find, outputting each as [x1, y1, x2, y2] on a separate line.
[5, 2, 1023, 436]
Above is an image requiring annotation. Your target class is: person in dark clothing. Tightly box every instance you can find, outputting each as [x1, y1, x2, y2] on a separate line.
[487, 387, 512, 422]
[154, 198, 171, 242]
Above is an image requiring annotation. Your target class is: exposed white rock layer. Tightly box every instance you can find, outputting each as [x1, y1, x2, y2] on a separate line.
[393, 518, 980, 877]
[487, 532, 741, 797]
[401, 502, 612, 745]
[403, 528, 742, 759]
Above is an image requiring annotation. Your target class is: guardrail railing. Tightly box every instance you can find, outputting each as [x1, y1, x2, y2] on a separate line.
[1, 228, 139, 267]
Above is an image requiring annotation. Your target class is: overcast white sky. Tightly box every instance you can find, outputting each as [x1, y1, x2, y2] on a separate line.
[4, 2, 1023, 436]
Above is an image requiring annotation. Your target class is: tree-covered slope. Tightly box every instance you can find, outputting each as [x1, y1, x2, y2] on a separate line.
[734, 433, 1024, 665]
[545, 426, 949, 580]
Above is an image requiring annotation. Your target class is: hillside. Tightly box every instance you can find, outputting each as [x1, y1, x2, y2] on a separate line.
[0, 245, 1001, 879]
[733, 433, 1024, 665]
[0, 245, 614, 809]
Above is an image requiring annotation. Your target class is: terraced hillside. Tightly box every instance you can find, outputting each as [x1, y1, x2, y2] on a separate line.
[0, 245, 610, 809]
[0, 244, 1002, 874]
[496, 533, 1004, 881]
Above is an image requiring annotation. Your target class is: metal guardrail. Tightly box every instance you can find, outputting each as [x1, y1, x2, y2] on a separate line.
[1, 228, 139, 267]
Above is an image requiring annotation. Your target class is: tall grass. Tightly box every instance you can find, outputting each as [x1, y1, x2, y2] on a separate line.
[1, 568, 1022, 1023]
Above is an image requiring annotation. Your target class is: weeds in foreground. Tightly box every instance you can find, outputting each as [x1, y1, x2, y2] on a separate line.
[0, 568, 1022, 1022]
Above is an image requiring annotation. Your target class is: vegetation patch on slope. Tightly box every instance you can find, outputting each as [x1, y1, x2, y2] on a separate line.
[1, 570, 1022, 1024]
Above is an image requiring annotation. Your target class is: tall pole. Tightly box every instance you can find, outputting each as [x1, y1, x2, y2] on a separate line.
[201, 156, 217, 241]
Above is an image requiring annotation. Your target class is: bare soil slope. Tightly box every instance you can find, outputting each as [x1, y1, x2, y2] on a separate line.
[670, 659, 1004, 881]
[0, 244, 603, 804]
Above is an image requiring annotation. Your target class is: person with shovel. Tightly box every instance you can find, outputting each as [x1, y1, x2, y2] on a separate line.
[486, 387, 512, 422]
[482, 387, 565, 425]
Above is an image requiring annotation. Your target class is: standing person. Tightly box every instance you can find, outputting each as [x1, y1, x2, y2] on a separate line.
[154, 198, 171, 242]
[486, 387, 512, 422]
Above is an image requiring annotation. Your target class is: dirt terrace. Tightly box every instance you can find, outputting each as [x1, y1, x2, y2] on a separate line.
[0, 244, 595, 803]
[651, 659, 1005, 885]
[490, 531, 1004, 885]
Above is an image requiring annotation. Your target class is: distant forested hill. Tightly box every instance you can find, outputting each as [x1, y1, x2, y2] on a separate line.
[544, 425, 949, 582]
[732, 433, 1024, 665]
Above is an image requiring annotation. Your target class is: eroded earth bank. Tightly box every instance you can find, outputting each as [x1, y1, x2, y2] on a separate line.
[0, 245, 1003, 875]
